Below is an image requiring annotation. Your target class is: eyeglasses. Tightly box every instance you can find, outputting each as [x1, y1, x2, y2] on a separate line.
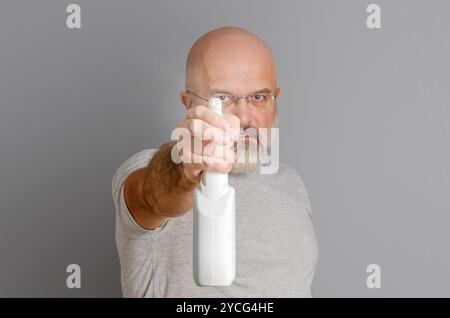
[186, 89, 277, 109]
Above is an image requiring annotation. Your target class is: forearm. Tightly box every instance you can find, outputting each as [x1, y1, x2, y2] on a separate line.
[143, 141, 199, 218]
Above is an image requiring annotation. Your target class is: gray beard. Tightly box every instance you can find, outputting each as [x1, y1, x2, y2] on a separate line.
[229, 131, 271, 175]
[230, 141, 263, 174]
[229, 117, 278, 175]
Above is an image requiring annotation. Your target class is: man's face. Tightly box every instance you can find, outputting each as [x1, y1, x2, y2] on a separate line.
[183, 33, 280, 173]
[200, 43, 279, 130]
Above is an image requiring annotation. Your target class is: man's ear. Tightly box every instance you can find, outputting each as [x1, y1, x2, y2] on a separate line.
[275, 87, 281, 98]
[179, 91, 192, 110]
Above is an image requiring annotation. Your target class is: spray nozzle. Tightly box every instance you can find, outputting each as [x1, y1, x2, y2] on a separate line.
[202, 97, 228, 190]
[209, 98, 223, 115]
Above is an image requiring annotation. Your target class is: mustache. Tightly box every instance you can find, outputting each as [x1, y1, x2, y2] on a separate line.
[230, 127, 259, 150]
[237, 127, 259, 141]
[230, 127, 271, 158]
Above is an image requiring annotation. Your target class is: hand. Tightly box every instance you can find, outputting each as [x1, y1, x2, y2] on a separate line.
[175, 104, 240, 183]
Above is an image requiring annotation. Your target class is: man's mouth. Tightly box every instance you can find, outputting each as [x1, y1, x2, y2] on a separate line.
[240, 133, 256, 143]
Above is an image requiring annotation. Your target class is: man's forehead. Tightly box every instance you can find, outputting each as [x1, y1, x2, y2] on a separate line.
[186, 27, 276, 90]
[202, 40, 274, 69]
[203, 51, 275, 88]
[203, 64, 276, 94]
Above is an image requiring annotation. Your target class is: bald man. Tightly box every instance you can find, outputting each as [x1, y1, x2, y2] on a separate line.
[112, 27, 318, 297]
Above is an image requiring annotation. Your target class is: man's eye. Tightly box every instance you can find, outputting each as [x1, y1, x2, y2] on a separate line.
[217, 95, 231, 102]
[252, 95, 265, 103]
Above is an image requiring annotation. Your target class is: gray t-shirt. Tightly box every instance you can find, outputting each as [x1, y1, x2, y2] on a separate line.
[112, 149, 319, 297]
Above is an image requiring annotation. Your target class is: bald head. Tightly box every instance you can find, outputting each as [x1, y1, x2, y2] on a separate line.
[185, 27, 276, 94]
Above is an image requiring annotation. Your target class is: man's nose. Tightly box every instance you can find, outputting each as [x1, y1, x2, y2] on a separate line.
[232, 100, 253, 128]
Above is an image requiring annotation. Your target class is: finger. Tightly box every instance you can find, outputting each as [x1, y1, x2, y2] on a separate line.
[206, 161, 234, 173]
[182, 145, 235, 165]
[182, 150, 234, 172]
[178, 118, 222, 140]
[222, 113, 241, 142]
[187, 105, 231, 131]
[177, 121, 229, 144]
[223, 113, 240, 130]
[182, 137, 234, 163]
[182, 163, 202, 183]
[177, 136, 226, 158]
[202, 142, 235, 163]
[184, 161, 232, 180]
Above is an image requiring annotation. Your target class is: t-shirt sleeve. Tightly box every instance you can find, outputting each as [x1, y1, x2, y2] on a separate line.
[112, 149, 173, 239]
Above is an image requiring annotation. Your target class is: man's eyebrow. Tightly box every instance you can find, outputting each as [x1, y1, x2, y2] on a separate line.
[251, 88, 272, 94]
[208, 88, 273, 95]
[208, 88, 233, 95]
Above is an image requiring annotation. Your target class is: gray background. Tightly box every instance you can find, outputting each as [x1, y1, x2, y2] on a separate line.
[0, 0, 449, 297]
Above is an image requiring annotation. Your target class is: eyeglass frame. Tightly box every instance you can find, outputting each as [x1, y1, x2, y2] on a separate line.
[186, 89, 278, 108]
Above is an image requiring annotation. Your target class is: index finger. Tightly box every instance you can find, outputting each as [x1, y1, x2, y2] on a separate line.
[187, 105, 231, 131]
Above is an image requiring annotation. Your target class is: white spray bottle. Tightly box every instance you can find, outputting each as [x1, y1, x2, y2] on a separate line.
[193, 98, 236, 286]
